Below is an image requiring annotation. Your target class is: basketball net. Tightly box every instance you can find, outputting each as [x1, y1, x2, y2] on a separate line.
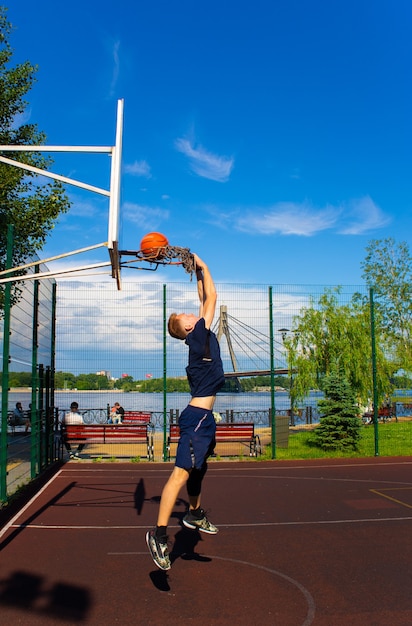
[119, 246, 195, 277]
[161, 246, 195, 275]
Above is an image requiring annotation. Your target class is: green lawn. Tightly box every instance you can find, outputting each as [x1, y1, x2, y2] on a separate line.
[265, 420, 412, 460]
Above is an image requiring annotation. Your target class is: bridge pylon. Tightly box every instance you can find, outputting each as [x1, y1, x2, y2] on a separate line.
[216, 305, 243, 391]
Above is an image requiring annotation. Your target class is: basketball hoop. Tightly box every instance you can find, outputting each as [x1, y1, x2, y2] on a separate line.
[118, 245, 195, 275]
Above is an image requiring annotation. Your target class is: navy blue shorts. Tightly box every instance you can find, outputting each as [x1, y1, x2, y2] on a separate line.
[175, 405, 216, 470]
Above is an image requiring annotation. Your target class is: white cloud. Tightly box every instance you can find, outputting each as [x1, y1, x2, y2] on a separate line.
[109, 40, 121, 97]
[12, 109, 31, 129]
[289, 168, 301, 180]
[53, 277, 291, 375]
[122, 202, 170, 231]
[124, 160, 152, 178]
[216, 197, 389, 237]
[175, 137, 234, 182]
[66, 195, 101, 219]
[235, 202, 339, 236]
[338, 196, 391, 234]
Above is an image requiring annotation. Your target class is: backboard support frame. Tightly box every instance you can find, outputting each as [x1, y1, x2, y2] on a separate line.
[0, 99, 124, 288]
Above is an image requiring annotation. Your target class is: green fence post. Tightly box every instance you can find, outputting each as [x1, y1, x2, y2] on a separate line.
[369, 287, 379, 456]
[49, 283, 57, 462]
[269, 287, 276, 459]
[162, 284, 167, 461]
[31, 268, 40, 477]
[1, 224, 14, 503]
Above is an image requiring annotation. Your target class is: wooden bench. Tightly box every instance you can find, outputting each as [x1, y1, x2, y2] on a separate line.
[63, 424, 154, 460]
[167, 422, 261, 460]
[362, 406, 394, 424]
[122, 411, 153, 426]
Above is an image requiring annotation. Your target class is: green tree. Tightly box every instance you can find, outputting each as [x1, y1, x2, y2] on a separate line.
[8, 370, 31, 387]
[54, 371, 77, 390]
[361, 238, 412, 372]
[309, 369, 362, 451]
[75, 373, 110, 390]
[114, 375, 135, 390]
[168, 378, 190, 392]
[0, 7, 69, 306]
[284, 287, 393, 407]
[392, 374, 412, 389]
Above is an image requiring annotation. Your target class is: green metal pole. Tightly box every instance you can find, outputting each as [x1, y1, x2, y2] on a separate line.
[31, 268, 40, 477]
[1, 224, 14, 503]
[162, 284, 167, 461]
[269, 287, 276, 459]
[50, 283, 57, 462]
[369, 287, 379, 456]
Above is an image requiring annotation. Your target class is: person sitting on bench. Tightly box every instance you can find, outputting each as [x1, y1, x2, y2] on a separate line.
[10, 402, 30, 433]
[108, 402, 125, 424]
[62, 402, 85, 460]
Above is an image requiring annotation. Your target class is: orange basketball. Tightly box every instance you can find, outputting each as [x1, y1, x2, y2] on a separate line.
[140, 232, 169, 259]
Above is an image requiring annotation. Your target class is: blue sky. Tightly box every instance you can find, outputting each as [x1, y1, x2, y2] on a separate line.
[9, 0, 412, 287]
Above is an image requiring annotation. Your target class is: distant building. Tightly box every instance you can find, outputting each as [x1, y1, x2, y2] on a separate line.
[96, 370, 111, 379]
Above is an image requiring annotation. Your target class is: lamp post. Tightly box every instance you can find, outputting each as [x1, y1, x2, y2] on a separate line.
[278, 328, 295, 426]
[279, 328, 289, 342]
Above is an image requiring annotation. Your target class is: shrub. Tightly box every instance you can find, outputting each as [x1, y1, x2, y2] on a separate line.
[309, 369, 362, 451]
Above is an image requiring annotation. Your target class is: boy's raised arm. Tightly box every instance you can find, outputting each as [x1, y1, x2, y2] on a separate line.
[193, 253, 217, 329]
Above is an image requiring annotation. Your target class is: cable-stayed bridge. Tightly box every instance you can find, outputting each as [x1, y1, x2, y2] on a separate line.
[224, 369, 289, 378]
[212, 306, 289, 389]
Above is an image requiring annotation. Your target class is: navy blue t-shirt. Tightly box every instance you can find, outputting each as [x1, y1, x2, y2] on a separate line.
[185, 318, 225, 397]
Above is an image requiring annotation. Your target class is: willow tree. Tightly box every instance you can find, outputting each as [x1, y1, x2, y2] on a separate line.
[0, 7, 69, 307]
[361, 238, 412, 374]
[283, 287, 393, 408]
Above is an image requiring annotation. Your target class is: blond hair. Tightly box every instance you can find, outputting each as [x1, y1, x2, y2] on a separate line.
[168, 313, 186, 340]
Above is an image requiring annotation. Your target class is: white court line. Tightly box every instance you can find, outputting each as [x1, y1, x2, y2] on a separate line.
[109, 552, 317, 626]
[213, 474, 412, 485]
[205, 555, 316, 626]
[59, 459, 412, 472]
[3, 462, 411, 539]
[0, 469, 62, 540]
[106, 552, 316, 626]
[57, 471, 412, 487]
[8, 515, 412, 531]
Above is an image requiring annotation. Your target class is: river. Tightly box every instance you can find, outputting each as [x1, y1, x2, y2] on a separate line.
[8, 390, 323, 413]
[7, 389, 411, 427]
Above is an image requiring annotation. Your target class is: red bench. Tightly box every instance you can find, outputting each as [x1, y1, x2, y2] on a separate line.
[63, 424, 154, 460]
[362, 406, 394, 424]
[167, 422, 261, 460]
[122, 411, 153, 425]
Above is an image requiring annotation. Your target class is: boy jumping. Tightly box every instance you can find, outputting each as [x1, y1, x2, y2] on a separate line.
[146, 253, 225, 570]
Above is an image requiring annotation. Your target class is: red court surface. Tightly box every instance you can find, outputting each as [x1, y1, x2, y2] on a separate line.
[1, 457, 412, 625]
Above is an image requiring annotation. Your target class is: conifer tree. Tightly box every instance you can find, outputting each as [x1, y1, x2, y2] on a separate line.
[309, 369, 362, 451]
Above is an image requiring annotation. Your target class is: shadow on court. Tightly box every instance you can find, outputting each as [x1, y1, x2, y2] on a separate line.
[0, 571, 92, 622]
[0, 458, 412, 625]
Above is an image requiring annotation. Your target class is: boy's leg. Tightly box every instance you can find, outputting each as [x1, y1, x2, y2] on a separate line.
[147, 466, 189, 571]
[186, 462, 207, 510]
[157, 466, 189, 526]
[183, 459, 218, 534]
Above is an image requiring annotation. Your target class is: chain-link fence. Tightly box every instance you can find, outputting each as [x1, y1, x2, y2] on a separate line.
[2, 275, 412, 502]
[1, 256, 59, 504]
[51, 280, 412, 462]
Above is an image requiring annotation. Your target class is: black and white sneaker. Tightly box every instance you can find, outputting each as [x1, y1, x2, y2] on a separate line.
[182, 509, 219, 534]
[146, 529, 171, 570]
